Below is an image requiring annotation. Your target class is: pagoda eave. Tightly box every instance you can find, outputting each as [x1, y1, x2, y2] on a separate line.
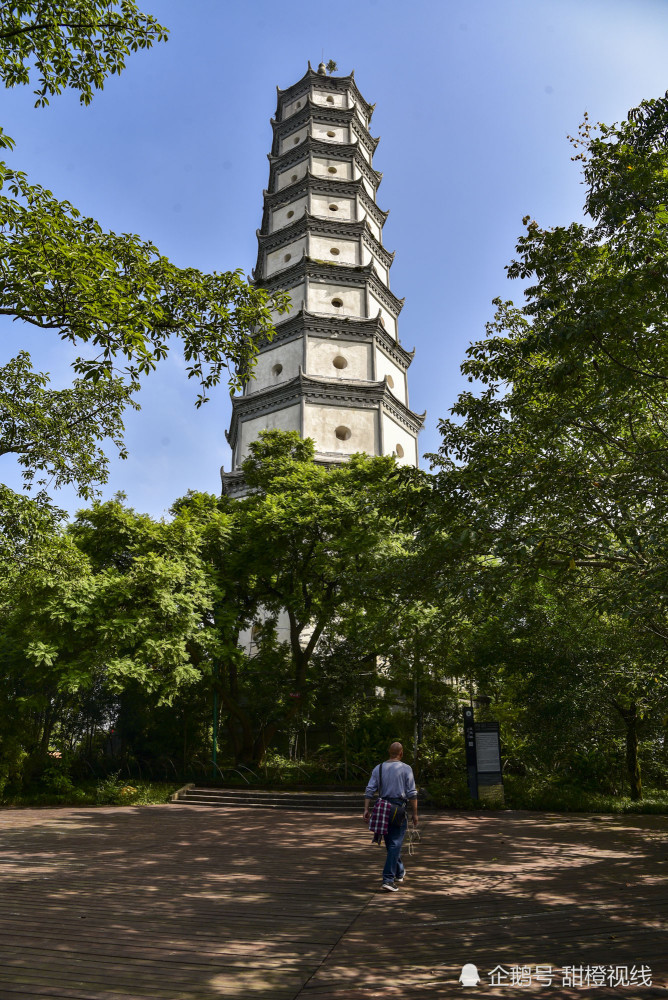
[261, 175, 390, 230]
[255, 213, 395, 270]
[267, 136, 382, 186]
[257, 259, 405, 316]
[275, 64, 375, 122]
[228, 375, 424, 454]
[255, 309, 416, 369]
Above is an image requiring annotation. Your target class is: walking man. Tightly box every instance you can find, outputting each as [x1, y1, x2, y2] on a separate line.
[363, 742, 418, 891]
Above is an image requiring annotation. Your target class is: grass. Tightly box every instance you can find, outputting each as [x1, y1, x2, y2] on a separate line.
[503, 776, 668, 814]
[4, 768, 668, 815]
[0, 780, 181, 809]
[424, 774, 668, 813]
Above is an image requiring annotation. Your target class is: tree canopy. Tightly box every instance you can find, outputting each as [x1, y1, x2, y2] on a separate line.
[424, 92, 668, 797]
[0, 0, 287, 521]
[202, 431, 412, 763]
[0, 0, 168, 106]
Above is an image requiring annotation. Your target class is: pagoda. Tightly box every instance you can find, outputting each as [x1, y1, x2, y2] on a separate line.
[222, 62, 424, 496]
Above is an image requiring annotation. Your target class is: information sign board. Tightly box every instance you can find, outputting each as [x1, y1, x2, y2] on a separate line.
[462, 710, 504, 802]
[475, 723, 502, 773]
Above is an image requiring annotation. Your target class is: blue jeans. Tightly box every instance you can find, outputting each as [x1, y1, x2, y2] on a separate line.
[382, 816, 407, 883]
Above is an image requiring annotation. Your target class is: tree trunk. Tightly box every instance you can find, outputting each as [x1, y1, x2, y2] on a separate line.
[252, 725, 275, 765]
[343, 723, 348, 782]
[413, 673, 419, 769]
[412, 636, 421, 777]
[217, 685, 256, 765]
[236, 726, 258, 765]
[613, 700, 642, 801]
[182, 713, 188, 773]
[625, 703, 642, 801]
[39, 697, 60, 757]
[226, 713, 241, 759]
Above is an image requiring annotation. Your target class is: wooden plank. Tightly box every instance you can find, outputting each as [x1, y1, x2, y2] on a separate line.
[1, 805, 667, 999]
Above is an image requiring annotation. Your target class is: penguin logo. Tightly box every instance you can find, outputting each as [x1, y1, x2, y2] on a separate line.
[459, 963, 481, 986]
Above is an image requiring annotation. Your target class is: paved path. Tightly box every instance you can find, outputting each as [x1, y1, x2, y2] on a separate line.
[0, 806, 666, 998]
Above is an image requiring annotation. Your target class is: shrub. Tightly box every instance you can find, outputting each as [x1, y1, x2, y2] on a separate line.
[95, 772, 130, 804]
[41, 766, 77, 795]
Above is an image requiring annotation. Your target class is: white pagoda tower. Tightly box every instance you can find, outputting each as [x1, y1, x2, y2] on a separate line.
[222, 63, 424, 496]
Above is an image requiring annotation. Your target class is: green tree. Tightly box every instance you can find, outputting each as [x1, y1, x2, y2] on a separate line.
[464, 580, 668, 800]
[188, 430, 412, 764]
[323, 540, 468, 778]
[0, 496, 216, 786]
[434, 94, 668, 632]
[0, 1, 287, 517]
[67, 498, 215, 701]
[426, 94, 668, 797]
[0, 1, 167, 107]
[0, 351, 134, 499]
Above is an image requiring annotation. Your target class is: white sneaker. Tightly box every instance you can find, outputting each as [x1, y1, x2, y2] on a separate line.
[382, 882, 399, 892]
[396, 873, 405, 882]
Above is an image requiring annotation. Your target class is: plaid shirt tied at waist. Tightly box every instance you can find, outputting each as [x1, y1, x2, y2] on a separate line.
[369, 798, 393, 843]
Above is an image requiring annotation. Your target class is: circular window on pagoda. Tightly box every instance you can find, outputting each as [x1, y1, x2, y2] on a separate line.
[286, 210, 294, 219]
[327, 130, 336, 138]
[326, 96, 335, 104]
[331, 297, 343, 308]
[395, 443, 405, 458]
[284, 253, 292, 262]
[272, 363, 283, 376]
[333, 355, 348, 370]
[293, 136, 301, 145]
[328, 166, 338, 174]
[386, 374, 394, 388]
[330, 247, 340, 256]
[335, 426, 352, 441]
[291, 174, 298, 183]
[296, 101, 302, 108]
[329, 203, 339, 212]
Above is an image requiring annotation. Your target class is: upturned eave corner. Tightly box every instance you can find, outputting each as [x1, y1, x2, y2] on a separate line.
[274, 64, 375, 121]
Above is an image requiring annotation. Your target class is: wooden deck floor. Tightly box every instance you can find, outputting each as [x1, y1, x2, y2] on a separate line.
[0, 805, 666, 998]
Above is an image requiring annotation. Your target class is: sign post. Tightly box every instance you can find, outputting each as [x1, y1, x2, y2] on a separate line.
[462, 705, 478, 799]
[462, 708, 505, 805]
[474, 720, 504, 805]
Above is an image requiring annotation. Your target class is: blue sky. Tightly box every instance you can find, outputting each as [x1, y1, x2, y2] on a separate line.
[2, 0, 668, 519]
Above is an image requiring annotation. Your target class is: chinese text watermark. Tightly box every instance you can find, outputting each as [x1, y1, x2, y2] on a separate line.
[481, 965, 653, 988]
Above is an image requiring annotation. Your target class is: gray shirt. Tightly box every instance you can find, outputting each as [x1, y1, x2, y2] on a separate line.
[365, 759, 418, 800]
